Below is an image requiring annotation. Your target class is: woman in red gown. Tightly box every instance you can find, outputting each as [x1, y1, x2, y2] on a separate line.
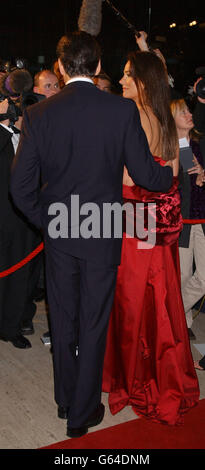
[102, 51, 199, 426]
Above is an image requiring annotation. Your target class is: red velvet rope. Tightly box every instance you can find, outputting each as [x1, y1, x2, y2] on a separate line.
[1, 218, 205, 278]
[0, 242, 44, 278]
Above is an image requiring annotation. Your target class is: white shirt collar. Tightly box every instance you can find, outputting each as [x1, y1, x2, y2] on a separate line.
[0, 123, 13, 134]
[65, 77, 94, 86]
[0, 123, 20, 153]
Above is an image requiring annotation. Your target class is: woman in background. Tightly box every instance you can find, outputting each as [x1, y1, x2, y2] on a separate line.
[171, 99, 205, 339]
[103, 51, 199, 425]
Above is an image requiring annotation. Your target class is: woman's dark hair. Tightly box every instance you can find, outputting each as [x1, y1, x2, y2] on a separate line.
[128, 51, 178, 161]
[56, 31, 101, 78]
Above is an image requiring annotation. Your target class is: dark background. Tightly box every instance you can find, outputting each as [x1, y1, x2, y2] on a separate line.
[0, 0, 205, 94]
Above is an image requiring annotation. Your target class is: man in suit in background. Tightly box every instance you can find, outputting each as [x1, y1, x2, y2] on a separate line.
[10, 31, 173, 438]
[0, 99, 40, 348]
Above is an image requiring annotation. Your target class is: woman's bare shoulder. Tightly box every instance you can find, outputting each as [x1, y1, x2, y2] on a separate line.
[139, 107, 162, 156]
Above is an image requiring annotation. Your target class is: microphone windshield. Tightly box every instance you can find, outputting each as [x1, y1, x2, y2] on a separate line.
[78, 0, 103, 36]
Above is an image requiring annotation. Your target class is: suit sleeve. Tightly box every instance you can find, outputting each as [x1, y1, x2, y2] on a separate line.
[124, 103, 173, 192]
[10, 109, 42, 228]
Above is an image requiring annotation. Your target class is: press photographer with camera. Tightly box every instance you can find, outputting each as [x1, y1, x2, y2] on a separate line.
[0, 68, 42, 349]
[0, 67, 47, 127]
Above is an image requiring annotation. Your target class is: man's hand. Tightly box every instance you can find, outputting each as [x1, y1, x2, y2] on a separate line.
[135, 31, 149, 51]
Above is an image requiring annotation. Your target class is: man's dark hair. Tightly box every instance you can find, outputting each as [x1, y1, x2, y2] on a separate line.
[56, 31, 101, 78]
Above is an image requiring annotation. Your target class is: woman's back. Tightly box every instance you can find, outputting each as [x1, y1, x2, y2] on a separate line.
[123, 106, 178, 186]
[139, 106, 163, 157]
[139, 106, 179, 175]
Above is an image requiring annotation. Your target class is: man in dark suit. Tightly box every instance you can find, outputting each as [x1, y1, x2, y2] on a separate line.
[10, 31, 173, 438]
[0, 100, 40, 348]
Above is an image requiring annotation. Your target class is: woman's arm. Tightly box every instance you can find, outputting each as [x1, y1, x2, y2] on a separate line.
[165, 149, 179, 177]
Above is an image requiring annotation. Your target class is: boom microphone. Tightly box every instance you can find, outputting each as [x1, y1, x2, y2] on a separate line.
[78, 0, 103, 37]
[104, 0, 140, 37]
[78, 0, 141, 38]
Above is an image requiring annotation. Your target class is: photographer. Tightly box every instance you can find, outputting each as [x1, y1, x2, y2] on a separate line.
[33, 69, 60, 98]
[0, 72, 41, 349]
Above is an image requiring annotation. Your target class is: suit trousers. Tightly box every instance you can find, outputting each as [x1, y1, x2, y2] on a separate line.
[179, 224, 205, 328]
[0, 230, 39, 338]
[45, 242, 118, 428]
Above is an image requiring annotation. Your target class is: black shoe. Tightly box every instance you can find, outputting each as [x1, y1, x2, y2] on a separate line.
[188, 328, 196, 340]
[43, 331, 50, 339]
[58, 405, 70, 419]
[67, 425, 88, 439]
[20, 322, 34, 336]
[0, 333, 32, 349]
[40, 331, 51, 345]
[67, 403, 105, 438]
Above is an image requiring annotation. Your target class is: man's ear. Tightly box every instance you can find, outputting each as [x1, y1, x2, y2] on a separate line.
[95, 60, 101, 77]
[58, 58, 65, 77]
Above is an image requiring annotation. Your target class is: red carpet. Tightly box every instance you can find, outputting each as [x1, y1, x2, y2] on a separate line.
[42, 399, 205, 449]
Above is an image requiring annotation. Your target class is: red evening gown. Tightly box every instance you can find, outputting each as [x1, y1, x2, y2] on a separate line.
[103, 157, 200, 426]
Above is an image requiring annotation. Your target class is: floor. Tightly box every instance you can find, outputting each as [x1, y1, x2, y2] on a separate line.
[0, 300, 205, 450]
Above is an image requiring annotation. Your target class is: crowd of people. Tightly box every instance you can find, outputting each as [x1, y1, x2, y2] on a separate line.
[0, 29, 205, 438]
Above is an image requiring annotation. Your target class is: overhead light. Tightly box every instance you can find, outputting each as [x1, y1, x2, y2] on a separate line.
[189, 20, 197, 26]
[170, 23, 176, 28]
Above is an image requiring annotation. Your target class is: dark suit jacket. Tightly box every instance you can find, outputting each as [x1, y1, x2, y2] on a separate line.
[0, 125, 15, 232]
[10, 81, 173, 266]
[0, 125, 40, 335]
[0, 124, 39, 252]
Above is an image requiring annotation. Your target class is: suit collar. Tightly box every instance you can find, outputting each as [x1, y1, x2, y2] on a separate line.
[65, 77, 94, 86]
[0, 123, 13, 152]
[0, 123, 13, 135]
[64, 81, 96, 91]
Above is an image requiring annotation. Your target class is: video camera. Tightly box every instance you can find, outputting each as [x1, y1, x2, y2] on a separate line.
[195, 67, 205, 99]
[0, 65, 45, 126]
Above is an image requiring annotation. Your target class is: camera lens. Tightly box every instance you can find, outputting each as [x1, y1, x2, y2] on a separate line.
[196, 78, 205, 99]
